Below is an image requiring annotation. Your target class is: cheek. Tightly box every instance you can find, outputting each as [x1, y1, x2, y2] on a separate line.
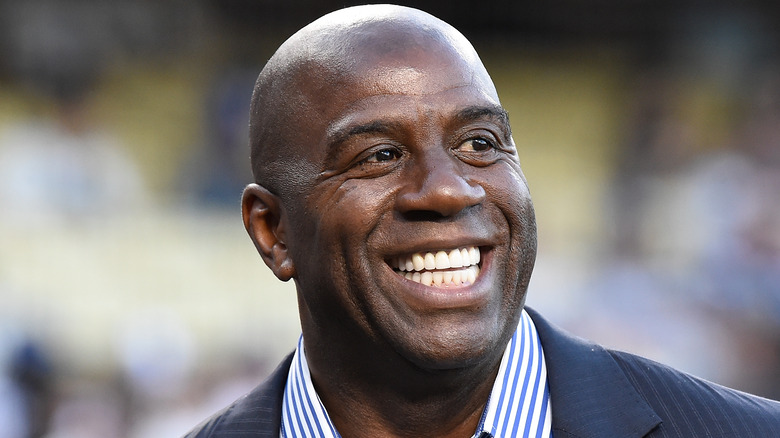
[482, 163, 534, 217]
[329, 179, 396, 227]
[482, 165, 537, 274]
[297, 179, 396, 269]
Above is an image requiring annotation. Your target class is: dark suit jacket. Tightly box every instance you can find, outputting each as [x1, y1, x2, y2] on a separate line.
[184, 308, 780, 437]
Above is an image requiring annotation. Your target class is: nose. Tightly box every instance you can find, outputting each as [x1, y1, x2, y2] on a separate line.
[395, 156, 485, 218]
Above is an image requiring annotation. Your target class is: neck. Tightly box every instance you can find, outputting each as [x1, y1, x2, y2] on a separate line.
[302, 325, 505, 438]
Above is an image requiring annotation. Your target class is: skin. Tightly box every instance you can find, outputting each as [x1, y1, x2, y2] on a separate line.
[242, 5, 537, 437]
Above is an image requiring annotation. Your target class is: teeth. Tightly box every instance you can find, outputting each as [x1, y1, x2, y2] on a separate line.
[469, 247, 480, 264]
[392, 246, 482, 287]
[424, 253, 436, 270]
[401, 266, 480, 287]
[412, 253, 425, 271]
[395, 247, 481, 273]
[434, 251, 450, 269]
[448, 249, 463, 268]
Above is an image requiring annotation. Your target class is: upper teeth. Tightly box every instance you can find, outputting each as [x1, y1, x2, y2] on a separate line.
[395, 247, 480, 272]
[393, 247, 481, 287]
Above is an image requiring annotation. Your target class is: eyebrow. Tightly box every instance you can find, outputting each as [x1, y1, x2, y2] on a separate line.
[453, 105, 512, 139]
[327, 120, 400, 148]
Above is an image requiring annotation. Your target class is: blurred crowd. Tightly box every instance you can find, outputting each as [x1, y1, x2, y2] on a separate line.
[0, 1, 778, 437]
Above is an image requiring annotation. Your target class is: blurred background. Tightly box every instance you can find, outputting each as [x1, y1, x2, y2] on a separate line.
[0, 0, 778, 436]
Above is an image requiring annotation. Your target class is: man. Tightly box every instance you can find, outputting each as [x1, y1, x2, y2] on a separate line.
[186, 5, 780, 437]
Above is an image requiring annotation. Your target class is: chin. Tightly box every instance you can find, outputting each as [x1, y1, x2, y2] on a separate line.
[393, 320, 510, 372]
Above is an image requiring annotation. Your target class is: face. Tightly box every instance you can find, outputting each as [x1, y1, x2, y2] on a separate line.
[265, 39, 536, 370]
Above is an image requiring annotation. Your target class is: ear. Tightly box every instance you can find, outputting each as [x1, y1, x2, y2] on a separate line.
[241, 183, 296, 281]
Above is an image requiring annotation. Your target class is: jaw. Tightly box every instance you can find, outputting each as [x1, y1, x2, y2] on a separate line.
[360, 242, 527, 370]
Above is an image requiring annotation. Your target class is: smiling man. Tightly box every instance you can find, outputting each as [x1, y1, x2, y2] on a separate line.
[185, 5, 780, 438]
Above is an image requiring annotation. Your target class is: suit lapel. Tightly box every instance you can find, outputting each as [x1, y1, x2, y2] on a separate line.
[526, 307, 661, 438]
[236, 311, 661, 438]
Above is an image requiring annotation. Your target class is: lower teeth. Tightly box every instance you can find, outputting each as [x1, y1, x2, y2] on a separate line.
[402, 266, 479, 287]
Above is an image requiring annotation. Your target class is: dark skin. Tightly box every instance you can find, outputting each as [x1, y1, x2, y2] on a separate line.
[242, 5, 537, 437]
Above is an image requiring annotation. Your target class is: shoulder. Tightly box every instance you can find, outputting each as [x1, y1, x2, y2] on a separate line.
[526, 307, 780, 437]
[609, 348, 780, 436]
[183, 353, 293, 438]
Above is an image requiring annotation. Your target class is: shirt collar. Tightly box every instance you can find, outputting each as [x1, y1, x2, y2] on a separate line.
[280, 309, 552, 438]
[477, 309, 552, 437]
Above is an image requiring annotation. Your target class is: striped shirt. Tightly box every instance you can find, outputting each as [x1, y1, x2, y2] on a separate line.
[280, 309, 552, 437]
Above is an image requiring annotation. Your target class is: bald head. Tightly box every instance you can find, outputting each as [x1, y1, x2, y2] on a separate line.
[248, 5, 497, 199]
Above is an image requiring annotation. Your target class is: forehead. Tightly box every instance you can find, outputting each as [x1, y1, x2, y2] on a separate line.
[350, 49, 494, 98]
[295, 40, 501, 137]
[304, 16, 497, 98]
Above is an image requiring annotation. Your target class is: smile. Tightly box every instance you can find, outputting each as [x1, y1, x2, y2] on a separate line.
[391, 247, 481, 287]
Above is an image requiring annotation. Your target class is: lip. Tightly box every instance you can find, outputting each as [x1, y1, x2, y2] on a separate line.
[382, 245, 494, 310]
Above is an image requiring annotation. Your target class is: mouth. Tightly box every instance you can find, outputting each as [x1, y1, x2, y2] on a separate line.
[390, 246, 481, 288]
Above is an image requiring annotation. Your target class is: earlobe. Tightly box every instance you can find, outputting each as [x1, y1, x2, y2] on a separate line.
[241, 184, 296, 281]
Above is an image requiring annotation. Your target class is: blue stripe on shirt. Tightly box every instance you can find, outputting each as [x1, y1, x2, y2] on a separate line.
[280, 309, 552, 437]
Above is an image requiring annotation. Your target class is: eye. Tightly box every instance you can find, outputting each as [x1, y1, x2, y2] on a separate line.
[458, 137, 495, 152]
[453, 135, 506, 167]
[347, 145, 403, 178]
[363, 147, 401, 163]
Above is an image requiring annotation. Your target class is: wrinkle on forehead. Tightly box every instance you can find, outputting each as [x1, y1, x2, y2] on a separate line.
[350, 49, 496, 98]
